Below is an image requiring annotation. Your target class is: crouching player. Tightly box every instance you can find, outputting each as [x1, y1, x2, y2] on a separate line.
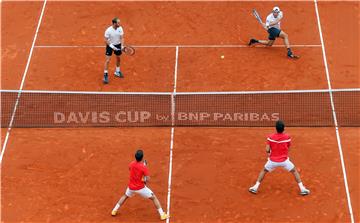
[111, 149, 169, 221]
[249, 120, 310, 195]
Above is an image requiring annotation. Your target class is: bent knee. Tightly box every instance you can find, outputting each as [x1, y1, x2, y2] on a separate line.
[148, 194, 156, 200]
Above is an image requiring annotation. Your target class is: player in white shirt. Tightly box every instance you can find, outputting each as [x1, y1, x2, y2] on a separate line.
[103, 17, 124, 84]
[248, 7, 298, 58]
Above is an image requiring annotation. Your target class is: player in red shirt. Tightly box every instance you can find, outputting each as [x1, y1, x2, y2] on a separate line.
[249, 120, 310, 195]
[111, 150, 169, 220]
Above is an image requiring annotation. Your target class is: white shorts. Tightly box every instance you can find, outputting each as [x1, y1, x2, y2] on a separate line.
[125, 186, 154, 199]
[264, 158, 295, 172]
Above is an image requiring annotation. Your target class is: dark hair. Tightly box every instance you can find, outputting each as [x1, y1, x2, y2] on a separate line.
[112, 17, 119, 24]
[276, 120, 285, 133]
[135, 149, 143, 162]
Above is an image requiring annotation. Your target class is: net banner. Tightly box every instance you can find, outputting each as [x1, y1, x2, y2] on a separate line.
[1, 89, 359, 127]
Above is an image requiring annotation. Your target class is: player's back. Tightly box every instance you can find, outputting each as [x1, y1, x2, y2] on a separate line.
[128, 161, 148, 190]
[267, 133, 291, 162]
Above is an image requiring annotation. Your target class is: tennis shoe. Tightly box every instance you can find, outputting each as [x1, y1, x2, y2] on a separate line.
[287, 51, 299, 59]
[300, 188, 310, 196]
[111, 210, 117, 216]
[160, 213, 169, 220]
[103, 73, 109, 84]
[114, 71, 124, 78]
[248, 38, 258, 46]
[248, 186, 258, 194]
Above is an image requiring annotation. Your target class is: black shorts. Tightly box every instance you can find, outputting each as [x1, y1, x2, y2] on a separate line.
[105, 44, 122, 56]
[267, 27, 281, 40]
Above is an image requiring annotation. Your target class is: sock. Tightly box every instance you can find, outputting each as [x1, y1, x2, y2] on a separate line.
[298, 182, 306, 191]
[104, 70, 108, 75]
[116, 67, 120, 72]
[253, 181, 260, 190]
[112, 203, 120, 212]
[157, 208, 164, 216]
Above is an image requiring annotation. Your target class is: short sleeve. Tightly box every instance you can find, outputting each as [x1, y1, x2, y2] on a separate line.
[119, 27, 124, 36]
[104, 29, 110, 38]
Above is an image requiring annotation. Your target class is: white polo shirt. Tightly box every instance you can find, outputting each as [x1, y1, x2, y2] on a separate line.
[104, 26, 124, 45]
[266, 11, 283, 29]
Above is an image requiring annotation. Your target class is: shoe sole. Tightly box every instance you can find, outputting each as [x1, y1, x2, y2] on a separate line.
[300, 192, 310, 196]
[288, 55, 300, 59]
[114, 73, 124, 78]
[248, 189, 258, 194]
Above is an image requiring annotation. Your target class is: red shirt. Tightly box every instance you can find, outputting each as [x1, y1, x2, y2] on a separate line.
[267, 133, 291, 162]
[128, 161, 149, 190]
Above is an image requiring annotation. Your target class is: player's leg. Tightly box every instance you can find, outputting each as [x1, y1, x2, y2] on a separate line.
[137, 186, 169, 220]
[284, 159, 310, 195]
[249, 159, 278, 194]
[111, 194, 129, 216]
[149, 194, 169, 220]
[279, 31, 297, 58]
[249, 27, 278, 47]
[248, 39, 274, 46]
[249, 168, 269, 194]
[111, 188, 133, 216]
[114, 44, 123, 78]
[103, 55, 111, 84]
[290, 168, 310, 195]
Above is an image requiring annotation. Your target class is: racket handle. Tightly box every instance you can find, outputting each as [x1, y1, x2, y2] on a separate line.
[143, 160, 147, 166]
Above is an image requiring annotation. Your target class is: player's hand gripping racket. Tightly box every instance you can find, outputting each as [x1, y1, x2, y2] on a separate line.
[252, 9, 268, 30]
[122, 45, 135, 56]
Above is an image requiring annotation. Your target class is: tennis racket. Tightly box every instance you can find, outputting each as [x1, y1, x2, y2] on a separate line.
[143, 159, 147, 166]
[252, 9, 263, 24]
[122, 45, 135, 56]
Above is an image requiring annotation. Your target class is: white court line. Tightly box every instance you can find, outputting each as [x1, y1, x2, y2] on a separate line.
[0, 0, 47, 164]
[34, 44, 321, 48]
[314, 1, 355, 223]
[166, 46, 179, 223]
[1, 88, 358, 95]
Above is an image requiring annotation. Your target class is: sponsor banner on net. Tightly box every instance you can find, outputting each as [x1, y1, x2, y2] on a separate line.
[53, 111, 280, 124]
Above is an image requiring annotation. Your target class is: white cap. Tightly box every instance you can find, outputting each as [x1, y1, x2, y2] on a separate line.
[272, 6, 280, 12]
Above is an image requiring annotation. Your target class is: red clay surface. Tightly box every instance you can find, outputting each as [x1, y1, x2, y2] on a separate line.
[318, 2, 359, 89]
[24, 47, 176, 91]
[36, 2, 319, 46]
[339, 128, 360, 221]
[171, 128, 351, 222]
[177, 47, 327, 91]
[2, 128, 170, 223]
[1, 1, 43, 89]
[1, 1, 358, 223]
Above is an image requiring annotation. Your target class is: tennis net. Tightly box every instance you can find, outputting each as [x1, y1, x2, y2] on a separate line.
[1, 89, 359, 127]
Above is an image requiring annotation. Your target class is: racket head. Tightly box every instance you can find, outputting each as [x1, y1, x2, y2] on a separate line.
[122, 45, 135, 56]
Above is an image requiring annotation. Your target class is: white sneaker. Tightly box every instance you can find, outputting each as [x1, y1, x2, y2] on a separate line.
[249, 186, 258, 194]
[300, 188, 310, 196]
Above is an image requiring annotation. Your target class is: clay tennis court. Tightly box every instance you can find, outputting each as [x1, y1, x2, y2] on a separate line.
[1, 1, 359, 222]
